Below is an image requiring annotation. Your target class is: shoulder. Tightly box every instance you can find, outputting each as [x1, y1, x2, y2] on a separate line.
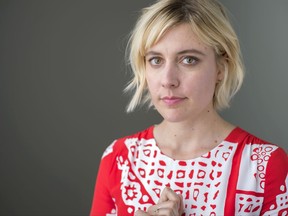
[226, 127, 271, 145]
[225, 127, 285, 155]
[226, 127, 287, 159]
[101, 125, 155, 160]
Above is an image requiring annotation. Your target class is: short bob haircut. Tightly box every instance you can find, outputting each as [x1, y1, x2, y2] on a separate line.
[125, 0, 244, 112]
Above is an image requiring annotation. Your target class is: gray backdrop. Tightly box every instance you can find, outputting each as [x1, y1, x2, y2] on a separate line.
[0, 0, 287, 215]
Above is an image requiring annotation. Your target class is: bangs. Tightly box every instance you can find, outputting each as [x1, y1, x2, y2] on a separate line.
[140, 4, 191, 56]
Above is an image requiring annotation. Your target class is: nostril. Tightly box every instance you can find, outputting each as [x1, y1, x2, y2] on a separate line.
[161, 80, 179, 88]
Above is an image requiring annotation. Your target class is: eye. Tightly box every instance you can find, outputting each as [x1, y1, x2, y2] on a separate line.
[181, 56, 199, 65]
[148, 57, 163, 66]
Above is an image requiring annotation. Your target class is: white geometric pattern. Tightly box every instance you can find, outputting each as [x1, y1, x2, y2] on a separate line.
[117, 138, 238, 215]
[102, 141, 116, 159]
[237, 144, 278, 193]
[235, 194, 263, 215]
[264, 175, 288, 216]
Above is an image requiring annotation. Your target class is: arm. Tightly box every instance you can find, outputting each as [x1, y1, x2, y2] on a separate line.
[90, 145, 116, 216]
[261, 147, 288, 215]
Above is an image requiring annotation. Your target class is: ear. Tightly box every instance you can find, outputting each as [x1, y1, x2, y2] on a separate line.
[216, 55, 226, 83]
[217, 67, 224, 82]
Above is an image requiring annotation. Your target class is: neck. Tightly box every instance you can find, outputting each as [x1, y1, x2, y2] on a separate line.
[154, 110, 234, 159]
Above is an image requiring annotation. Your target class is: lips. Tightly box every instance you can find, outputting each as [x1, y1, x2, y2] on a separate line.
[161, 96, 186, 106]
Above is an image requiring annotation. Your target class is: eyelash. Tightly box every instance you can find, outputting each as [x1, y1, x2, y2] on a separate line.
[181, 56, 200, 65]
[147, 56, 200, 66]
[147, 57, 162, 66]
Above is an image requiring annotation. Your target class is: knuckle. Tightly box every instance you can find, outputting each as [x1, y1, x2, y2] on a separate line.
[172, 201, 178, 208]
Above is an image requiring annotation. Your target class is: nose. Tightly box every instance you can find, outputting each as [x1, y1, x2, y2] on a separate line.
[161, 63, 179, 88]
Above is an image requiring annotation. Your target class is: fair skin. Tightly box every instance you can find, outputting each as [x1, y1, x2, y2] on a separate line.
[135, 187, 184, 216]
[135, 23, 235, 216]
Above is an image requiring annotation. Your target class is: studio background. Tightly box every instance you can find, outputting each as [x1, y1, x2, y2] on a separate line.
[0, 0, 287, 215]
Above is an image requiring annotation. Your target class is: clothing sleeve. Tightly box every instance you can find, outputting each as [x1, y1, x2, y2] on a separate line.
[261, 147, 288, 215]
[90, 143, 117, 216]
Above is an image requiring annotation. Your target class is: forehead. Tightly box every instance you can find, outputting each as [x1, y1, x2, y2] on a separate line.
[146, 23, 212, 55]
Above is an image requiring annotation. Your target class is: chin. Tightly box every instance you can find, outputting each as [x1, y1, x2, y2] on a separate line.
[158, 110, 189, 123]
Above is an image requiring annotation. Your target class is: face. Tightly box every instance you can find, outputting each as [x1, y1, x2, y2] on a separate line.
[145, 23, 223, 123]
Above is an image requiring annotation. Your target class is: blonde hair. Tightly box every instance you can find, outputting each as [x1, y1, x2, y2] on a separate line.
[125, 0, 244, 112]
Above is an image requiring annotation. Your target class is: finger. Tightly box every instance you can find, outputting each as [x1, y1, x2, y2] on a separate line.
[156, 193, 184, 215]
[147, 205, 160, 215]
[158, 187, 179, 203]
[148, 206, 177, 216]
[148, 207, 161, 216]
[148, 201, 178, 216]
[135, 210, 150, 216]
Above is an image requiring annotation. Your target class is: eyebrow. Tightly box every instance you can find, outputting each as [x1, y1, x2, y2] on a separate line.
[145, 49, 206, 57]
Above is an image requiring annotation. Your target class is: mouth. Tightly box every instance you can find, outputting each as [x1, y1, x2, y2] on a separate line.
[161, 96, 186, 106]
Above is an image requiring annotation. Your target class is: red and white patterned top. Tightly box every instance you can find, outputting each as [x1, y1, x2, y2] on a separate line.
[90, 126, 288, 216]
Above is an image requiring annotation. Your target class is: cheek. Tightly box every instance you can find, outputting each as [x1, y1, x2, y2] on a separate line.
[146, 75, 158, 96]
[184, 73, 217, 97]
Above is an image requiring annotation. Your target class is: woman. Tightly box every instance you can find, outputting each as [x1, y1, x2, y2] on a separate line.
[90, 0, 288, 215]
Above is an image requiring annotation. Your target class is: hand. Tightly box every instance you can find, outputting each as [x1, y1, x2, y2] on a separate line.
[135, 187, 184, 216]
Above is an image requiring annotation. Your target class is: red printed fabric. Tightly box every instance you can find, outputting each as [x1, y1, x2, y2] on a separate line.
[90, 126, 288, 216]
